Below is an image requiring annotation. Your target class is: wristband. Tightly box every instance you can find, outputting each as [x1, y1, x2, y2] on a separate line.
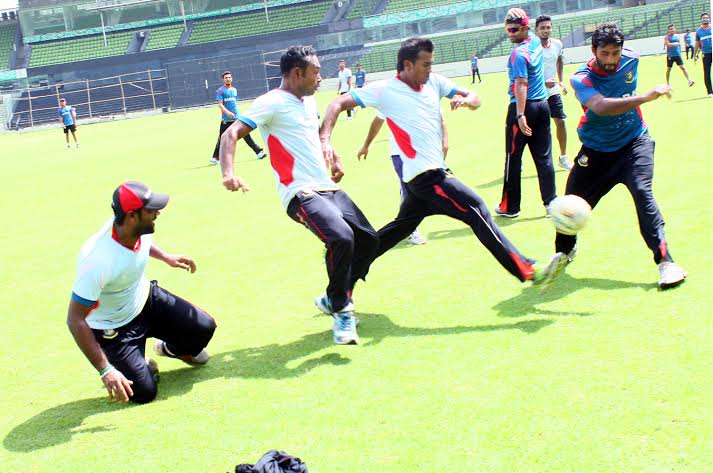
[516, 113, 525, 120]
[99, 364, 114, 378]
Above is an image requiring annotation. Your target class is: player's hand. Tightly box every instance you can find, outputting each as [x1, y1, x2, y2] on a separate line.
[505, 7, 528, 20]
[517, 115, 532, 136]
[223, 175, 250, 193]
[545, 78, 557, 89]
[226, 111, 236, 119]
[331, 153, 345, 183]
[560, 82, 568, 95]
[101, 368, 134, 402]
[357, 145, 369, 161]
[166, 254, 196, 273]
[646, 85, 672, 102]
[322, 140, 335, 167]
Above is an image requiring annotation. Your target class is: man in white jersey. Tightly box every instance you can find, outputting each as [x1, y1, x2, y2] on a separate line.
[321, 37, 567, 287]
[337, 60, 354, 119]
[219, 46, 378, 345]
[536, 15, 573, 171]
[356, 110, 451, 245]
[67, 182, 216, 403]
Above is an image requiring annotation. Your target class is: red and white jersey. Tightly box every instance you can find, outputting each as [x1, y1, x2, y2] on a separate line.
[240, 89, 339, 208]
[541, 38, 564, 97]
[71, 219, 151, 330]
[351, 73, 458, 182]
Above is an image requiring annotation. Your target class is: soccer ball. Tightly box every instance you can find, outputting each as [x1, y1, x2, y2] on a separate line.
[548, 195, 592, 235]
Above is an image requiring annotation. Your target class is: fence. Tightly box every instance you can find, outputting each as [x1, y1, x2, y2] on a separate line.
[6, 69, 169, 129]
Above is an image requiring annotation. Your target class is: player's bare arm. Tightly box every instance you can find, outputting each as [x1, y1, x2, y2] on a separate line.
[441, 114, 449, 158]
[320, 93, 360, 167]
[219, 119, 252, 192]
[514, 77, 532, 136]
[584, 85, 671, 116]
[150, 244, 196, 273]
[449, 87, 481, 111]
[358, 116, 385, 160]
[218, 100, 235, 119]
[66, 300, 134, 402]
[557, 55, 567, 94]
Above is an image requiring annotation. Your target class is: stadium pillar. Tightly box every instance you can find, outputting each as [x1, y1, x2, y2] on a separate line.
[119, 76, 127, 114]
[148, 70, 157, 110]
[86, 80, 93, 118]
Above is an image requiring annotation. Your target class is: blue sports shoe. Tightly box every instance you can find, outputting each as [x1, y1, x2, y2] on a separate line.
[315, 294, 359, 326]
[332, 304, 359, 345]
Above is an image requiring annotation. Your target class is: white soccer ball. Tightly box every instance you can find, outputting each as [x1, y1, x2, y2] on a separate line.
[548, 195, 592, 235]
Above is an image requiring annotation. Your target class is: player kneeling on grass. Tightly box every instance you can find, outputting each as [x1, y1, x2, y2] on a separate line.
[559, 22, 687, 289]
[67, 182, 216, 403]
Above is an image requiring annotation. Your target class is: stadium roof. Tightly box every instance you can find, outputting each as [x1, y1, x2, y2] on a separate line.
[19, 0, 155, 9]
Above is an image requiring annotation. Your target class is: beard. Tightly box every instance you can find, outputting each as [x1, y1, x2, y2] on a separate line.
[596, 58, 617, 72]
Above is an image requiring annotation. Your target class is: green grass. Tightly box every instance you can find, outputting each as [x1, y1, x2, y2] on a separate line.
[1, 56, 712, 472]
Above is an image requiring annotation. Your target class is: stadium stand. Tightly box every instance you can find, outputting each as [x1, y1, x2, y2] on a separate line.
[188, 0, 332, 45]
[629, 0, 709, 40]
[144, 24, 185, 51]
[29, 31, 134, 67]
[383, 0, 462, 14]
[347, 0, 382, 19]
[0, 23, 16, 71]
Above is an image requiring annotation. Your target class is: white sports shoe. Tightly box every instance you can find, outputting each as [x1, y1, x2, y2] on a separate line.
[209, 158, 219, 165]
[154, 339, 210, 365]
[332, 303, 359, 345]
[558, 155, 573, 171]
[406, 230, 427, 245]
[657, 262, 687, 290]
[256, 150, 267, 160]
[145, 356, 159, 377]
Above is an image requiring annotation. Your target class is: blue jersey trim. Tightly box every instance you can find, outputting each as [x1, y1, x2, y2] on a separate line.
[350, 90, 366, 108]
[72, 292, 97, 307]
[446, 87, 458, 99]
[238, 116, 257, 129]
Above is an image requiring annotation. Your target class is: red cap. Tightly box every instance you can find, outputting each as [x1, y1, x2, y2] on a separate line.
[111, 181, 169, 216]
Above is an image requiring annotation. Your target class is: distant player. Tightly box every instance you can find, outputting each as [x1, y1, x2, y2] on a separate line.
[337, 60, 354, 119]
[356, 109, 451, 245]
[219, 46, 378, 345]
[321, 37, 567, 289]
[536, 15, 573, 171]
[694, 12, 712, 97]
[354, 64, 366, 88]
[58, 98, 79, 149]
[495, 8, 556, 219]
[562, 23, 687, 289]
[663, 25, 694, 87]
[470, 52, 481, 83]
[210, 71, 267, 165]
[684, 29, 695, 59]
[67, 181, 216, 403]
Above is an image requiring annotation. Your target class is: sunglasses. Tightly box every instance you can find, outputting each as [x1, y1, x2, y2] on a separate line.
[506, 26, 522, 33]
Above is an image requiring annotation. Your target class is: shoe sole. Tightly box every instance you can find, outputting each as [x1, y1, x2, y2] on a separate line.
[659, 274, 687, 290]
[333, 335, 359, 345]
[536, 252, 568, 289]
[494, 212, 519, 218]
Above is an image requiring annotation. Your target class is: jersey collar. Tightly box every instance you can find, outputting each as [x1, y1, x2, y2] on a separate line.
[395, 74, 423, 92]
[587, 57, 618, 76]
[112, 225, 142, 252]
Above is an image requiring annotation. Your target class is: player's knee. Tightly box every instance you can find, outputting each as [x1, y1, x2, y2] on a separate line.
[130, 380, 158, 404]
[331, 226, 355, 248]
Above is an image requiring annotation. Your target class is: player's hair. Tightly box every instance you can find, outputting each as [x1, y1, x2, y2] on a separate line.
[668, 24, 675, 29]
[702, 12, 709, 19]
[222, 71, 231, 78]
[591, 22, 625, 49]
[397, 37, 433, 73]
[536, 15, 552, 27]
[280, 45, 317, 76]
[59, 97, 66, 102]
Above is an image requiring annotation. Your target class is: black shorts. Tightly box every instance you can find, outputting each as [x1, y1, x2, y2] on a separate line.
[63, 124, 76, 133]
[667, 56, 683, 67]
[547, 94, 566, 119]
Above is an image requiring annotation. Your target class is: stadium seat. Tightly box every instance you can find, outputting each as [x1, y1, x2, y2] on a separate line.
[0, 23, 17, 71]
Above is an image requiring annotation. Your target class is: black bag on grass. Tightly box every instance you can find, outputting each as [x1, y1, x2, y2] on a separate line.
[234, 449, 308, 473]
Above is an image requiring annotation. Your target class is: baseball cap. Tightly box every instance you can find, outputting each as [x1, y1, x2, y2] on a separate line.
[505, 10, 529, 26]
[111, 181, 169, 216]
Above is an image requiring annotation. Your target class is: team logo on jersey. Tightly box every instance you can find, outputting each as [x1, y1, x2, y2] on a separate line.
[578, 154, 589, 167]
[102, 329, 118, 339]
[625, 71, 635, 83]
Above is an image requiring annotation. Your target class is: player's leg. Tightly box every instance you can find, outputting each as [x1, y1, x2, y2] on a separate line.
[287, 191, 359, 313]
[666, 64, 672, 85]
[701, 53, 711, 93]
[555, 146, 621, 259]
[548, 94, 572, 171]
[71, 126, 79, 146]
[472, 69, 476, 84]
[526, 100, 557, 210]
[674, 57, 693, 85]
[476, 69, 481, 82]
[64, 127, 70, 148]
[497, 104, 528, 217]
[242, 133, 266, 159]
[621, 134, 687, 287]
[145, 281, 216, 363]
[93, 316, 158, 403]
[373, 185, 430, 262]
[211, 121, 230, 164]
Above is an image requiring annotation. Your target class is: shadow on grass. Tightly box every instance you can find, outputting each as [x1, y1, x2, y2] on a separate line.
[493, 272, 657, 318]
[675, 96, 712, 103]
[3, 313, 552, 452]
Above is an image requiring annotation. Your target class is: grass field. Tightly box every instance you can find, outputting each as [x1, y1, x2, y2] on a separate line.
[1, 55, 712, 472]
